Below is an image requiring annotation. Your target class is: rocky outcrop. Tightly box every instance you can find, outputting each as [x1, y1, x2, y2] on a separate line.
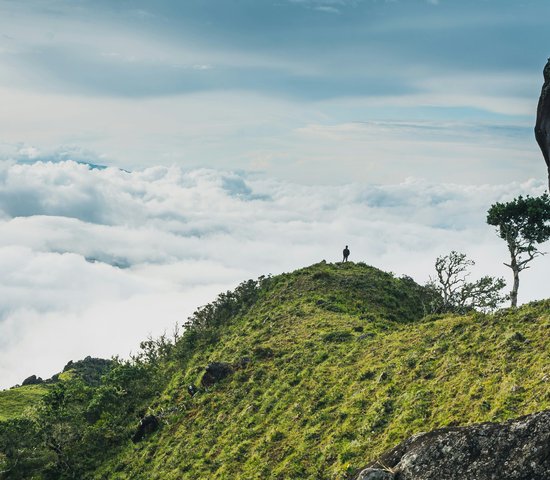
[62, 356, 114, 386]
[199, 358, 251, 388]
[355, 410, 550, 480]
[535, 58, 550, 191]
[132, 415, 160, 443]
[21, 375, 43, 386]
[201, 362, 234, 388]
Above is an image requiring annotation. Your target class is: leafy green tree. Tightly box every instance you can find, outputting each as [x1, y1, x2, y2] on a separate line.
[428, 251, 507, 313]
[0, 353, 172, 480]
[487, 194, 550, 307]
[0, 417, 52, 479]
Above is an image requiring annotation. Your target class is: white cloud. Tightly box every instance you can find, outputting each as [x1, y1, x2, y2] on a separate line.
[315, 6, 341, 14]
[0, 80, 540, 186]
[0, 160, 548, 388]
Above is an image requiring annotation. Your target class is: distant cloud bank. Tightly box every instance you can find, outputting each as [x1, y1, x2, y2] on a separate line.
[0, 160, 548, 388]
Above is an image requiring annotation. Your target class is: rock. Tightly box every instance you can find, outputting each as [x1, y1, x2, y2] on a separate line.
[22, 375, 43, 386]
[201, 362, 234, 388]
[356, 468, 394, 480]
[132, 415, 160, 443]
[356, 410, 550, 480]
[535, 58, 550, 190]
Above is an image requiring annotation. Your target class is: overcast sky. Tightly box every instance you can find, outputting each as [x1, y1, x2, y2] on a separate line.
[1, 0, 550, 388]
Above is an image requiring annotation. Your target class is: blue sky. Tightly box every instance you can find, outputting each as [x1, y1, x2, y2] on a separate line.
[1, 0, 549, 183]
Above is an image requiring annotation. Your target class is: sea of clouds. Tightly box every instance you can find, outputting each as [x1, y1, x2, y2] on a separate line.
[0, 160, 548, 388]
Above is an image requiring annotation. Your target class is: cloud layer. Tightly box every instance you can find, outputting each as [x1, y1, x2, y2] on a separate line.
[0, 160, 548, 388]
[0, 1, 547, 185]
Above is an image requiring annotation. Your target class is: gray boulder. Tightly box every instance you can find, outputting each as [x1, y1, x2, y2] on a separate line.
[356, 468, 394, 480]
[356, 410, 550, 480]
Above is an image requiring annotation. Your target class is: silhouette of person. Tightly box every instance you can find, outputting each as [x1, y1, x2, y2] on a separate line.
[343, 245, 350, 262]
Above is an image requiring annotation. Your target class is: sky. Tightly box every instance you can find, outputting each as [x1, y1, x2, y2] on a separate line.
[1, 0, 550, 388]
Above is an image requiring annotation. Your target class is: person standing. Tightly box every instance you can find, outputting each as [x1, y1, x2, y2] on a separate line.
[343, 245, 350, 262]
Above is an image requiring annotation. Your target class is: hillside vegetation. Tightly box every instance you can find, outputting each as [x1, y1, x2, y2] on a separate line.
[0, 385, 48, 422]
[1, 262, 548, 480]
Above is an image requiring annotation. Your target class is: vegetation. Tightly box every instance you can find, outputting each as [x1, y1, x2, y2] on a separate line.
[0, 385, 48, 422]
[487, 194, 550, 307]
[427, 251, 507, 313]
[60, 357, 115, 386]
[0, 262, 548, 480]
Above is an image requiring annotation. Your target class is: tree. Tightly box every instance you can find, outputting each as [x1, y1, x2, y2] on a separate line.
[427, 251, 507, 314]
[487, 194, 550, 307]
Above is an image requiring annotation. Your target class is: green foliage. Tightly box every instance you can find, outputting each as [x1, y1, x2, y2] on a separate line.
[487, 194, 550, 248]
[0, 357, 168, 479]
[487, 194, 550, 306]
[0, 385, 48, 421]
[0, 262, 548, 480]
[428, 251, 507, 313]
[61, 357, 114, 386]
[0, 417, 51, 479]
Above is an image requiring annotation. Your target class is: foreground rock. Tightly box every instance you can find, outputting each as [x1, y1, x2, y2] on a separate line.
[356, 410, 550, 480]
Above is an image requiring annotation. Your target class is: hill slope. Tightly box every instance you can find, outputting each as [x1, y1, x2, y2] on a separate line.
[1, 262, 548, 480]
[0, 385, 48, 422]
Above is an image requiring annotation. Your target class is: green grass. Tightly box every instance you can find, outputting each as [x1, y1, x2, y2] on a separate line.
[97, 263, 550, 480]
[0, 385, 48, 421]
[2, 262, 549, 480]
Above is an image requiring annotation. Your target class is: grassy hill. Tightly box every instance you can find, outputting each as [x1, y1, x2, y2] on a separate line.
[1, 262, 549, 479]
[0, 357, 113, 424]
[0, 385, 48, 422]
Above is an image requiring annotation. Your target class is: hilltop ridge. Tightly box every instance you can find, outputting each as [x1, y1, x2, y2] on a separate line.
[0, 262, 548, 479]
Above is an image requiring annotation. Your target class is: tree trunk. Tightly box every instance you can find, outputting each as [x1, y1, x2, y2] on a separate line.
[506, 242, 521, 308]
[510, 264, 520, 308]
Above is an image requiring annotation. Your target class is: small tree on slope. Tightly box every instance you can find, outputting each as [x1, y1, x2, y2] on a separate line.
[428, 251, 507, 314]
[487, 194, 550, 307]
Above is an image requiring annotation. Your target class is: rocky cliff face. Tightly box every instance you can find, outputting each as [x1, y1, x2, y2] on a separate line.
[535, 58, 550, 191]
[356, 410, 550, 480]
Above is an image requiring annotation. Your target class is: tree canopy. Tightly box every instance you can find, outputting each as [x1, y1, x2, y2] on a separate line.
[487, 194, 550, 307]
